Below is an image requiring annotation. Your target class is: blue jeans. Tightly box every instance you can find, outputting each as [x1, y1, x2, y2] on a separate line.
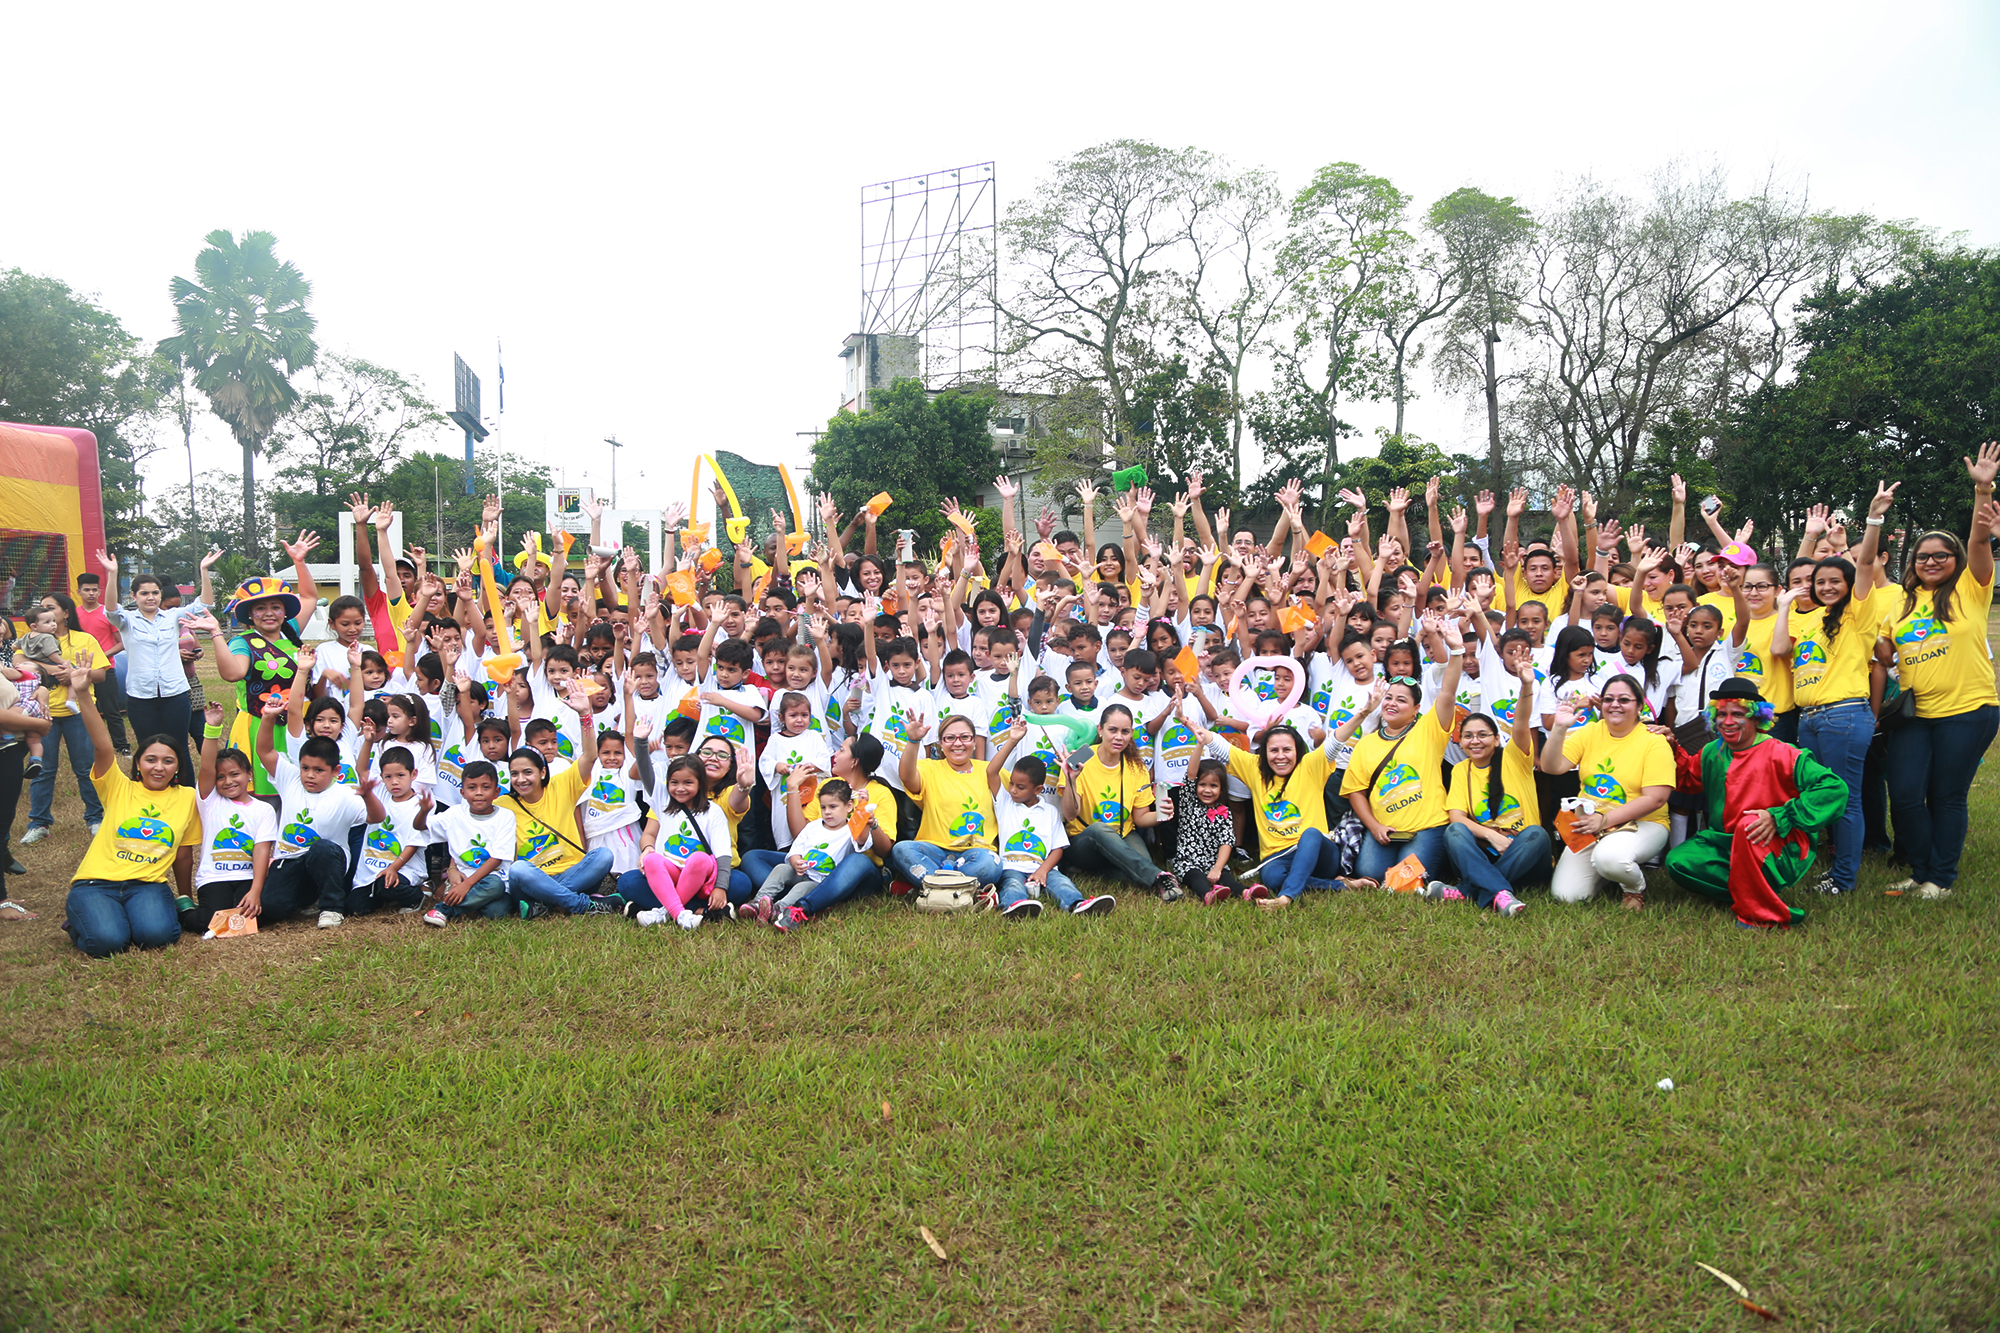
[1260, 827, 1343, 899]
[65, 878, 180, 957]
[1443, 822, 1552, 908]
[796, 853, 883, 915]
[889, 841, 1002, 887]
[1062, 823, 1161, 889]
[1356, 824, 1450, 884]
[999, 866, 1082, 911]
[1798, 700, 1874, 890]
[740, 849, 786, 887]
[508, 848, 614, 912]
[28, 713, 103, 830]
[1886, 704, 1998, 890]
[443, 866, 515, 919]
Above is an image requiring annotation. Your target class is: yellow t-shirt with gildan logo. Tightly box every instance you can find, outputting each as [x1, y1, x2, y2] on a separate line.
[1788, 585, 1879, 709]
[1341, 717, 1451, 837]
[1891, 577, 1998, 718]
[72, 767, 199, 885]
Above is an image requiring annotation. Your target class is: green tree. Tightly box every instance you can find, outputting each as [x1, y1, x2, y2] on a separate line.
[1723, 245, 2000, 546]
[1330, 434, 1479, 547]
[810, 379, 999, 554]
[1276, 162, 1409, 522]
[157, 230, 319, 554]
[0, 269, 162, 561]
[1429, 188, 1537, 483]
[1621, 410, 1725, 537]
[371, 450, 555, 569]
[266, 354, 450, 536]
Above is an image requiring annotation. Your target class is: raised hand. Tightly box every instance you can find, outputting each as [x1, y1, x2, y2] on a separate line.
[1034, 505, 1056, 540]
[204, 701, 226, 728]
[1448, 506, 1467, 535]
[1670, 473, 1687, 503]
[92, 547, 118, 578]
[200, 545, 226, 571]
[1338, 486, 1367, 510]
[994, 474, 1018, 500]
[371, 502, 395, 533]
[581, 494, 606, 521]
[1185, 471, 1204, 502]
[1869, 479, 1900, 519]
[1803, 504, 1829, 537]
[1475, 490, 1495, 518]
[1967, 441, 2000, 489]
[1507, 487, 1528, 518]
[1550, 486, 1574, 521]
[905, 711, 932, 743]
[1387, 486, 1410, 513]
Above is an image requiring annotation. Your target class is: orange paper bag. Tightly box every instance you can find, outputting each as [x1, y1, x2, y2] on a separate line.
[206, 909, 258, 939]
[697, 548, 722, 573]
[1173, 646, 1200, 682]
[1033, 541, 1064, 563]
[849, 800, 875, 842]
[1304, 530, 1336, 558]
[663, 569, 697, 606]
[676, 694, 702, 720]
[683, 521, 712, 547]
[1382, 853, 1427, 894]
[866, 491, 893, 517]
[1554, 809, 1598, 854]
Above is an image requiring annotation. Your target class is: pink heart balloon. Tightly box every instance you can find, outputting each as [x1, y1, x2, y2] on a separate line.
[1229, 654, 1307, 735]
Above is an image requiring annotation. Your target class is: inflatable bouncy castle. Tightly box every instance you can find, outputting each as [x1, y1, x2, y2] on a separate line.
[0, 422, 106, 624]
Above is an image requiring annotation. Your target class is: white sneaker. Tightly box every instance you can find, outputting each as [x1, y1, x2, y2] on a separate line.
[86, 823, 101, 837]
[422, 908, 447, 928]
[1885, 877, 1918, 893]
[1918, 882, 1952, 900]
[19, 826, 48, 845]
[633, 907, 669, 928]
[675, 908, 703, 930]
[317, 910, 343, 929]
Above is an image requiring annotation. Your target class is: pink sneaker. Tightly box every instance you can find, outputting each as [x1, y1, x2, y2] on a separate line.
[1202, 882, 1234, 906]
[1493, 890, 1526, 917]
[1242, 884, 1272, 902]
[1420, 880, 1467, 903]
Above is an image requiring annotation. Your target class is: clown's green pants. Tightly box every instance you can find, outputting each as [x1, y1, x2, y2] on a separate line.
[1665, 827, 1808, 928]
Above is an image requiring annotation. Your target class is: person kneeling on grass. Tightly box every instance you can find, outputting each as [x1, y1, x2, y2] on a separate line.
[61, 659, 199, 957]
[182, 702, 277, 933]
[987, 719, 1113, 918]
[497, 680, 623, 919]
[1664, 677, 1848, 930]
[423, 761, 516, 927]
[254, 694, 383, 930]
[1333, 609, 1470, 899]
[889, 712, 1003, 895]
[741, 779, 869, 932]
[1060, 704, 1178, 901]
[1440, 655, 1550, 917]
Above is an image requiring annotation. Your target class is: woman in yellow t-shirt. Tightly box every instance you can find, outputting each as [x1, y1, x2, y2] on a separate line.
[500, 683, 620, 915]
[1059, 703, 1174, 897]
[1538, 674, 1674, 908]
[1444, 657, 1548, 915]
[1335, 611, 1470, 896]
[892, 713, 1002, 889]
[1727, 563, 1796, 733]
[1771, 479, 1897, 894]
[61, 661, 199, 956]
[1885, 445, 2000, 897]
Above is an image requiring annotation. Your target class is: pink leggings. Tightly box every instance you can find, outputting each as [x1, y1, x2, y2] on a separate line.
[639, 851, 717, 915]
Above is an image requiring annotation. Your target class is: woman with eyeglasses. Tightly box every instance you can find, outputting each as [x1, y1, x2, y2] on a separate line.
[1883, 443, 2000, 900]
[1727, 562, 1796, 742]
[889, 711, 1003, 892]
[1538, 673, 1675, 908]
[1772, 480, 1898, 895]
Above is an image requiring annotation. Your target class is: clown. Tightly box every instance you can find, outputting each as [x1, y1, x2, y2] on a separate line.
[206, 575, 306, 794]
[1663, 677, 1849, 929]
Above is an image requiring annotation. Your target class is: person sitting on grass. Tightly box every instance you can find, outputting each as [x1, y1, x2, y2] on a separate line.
[742, 778, 868, 932]
[1060, 703, 1178, 900]
[422, 760, 516, 926]
[349, 746, 433, 919]
[254, 694, 383, 930]
[1335, 609, 1470, 898]
[1664, 677, 1849, 930]
[890, 712, 1003, 896]
[986, 718, 1112, 918]
[182, 701, 278, 933]
[624, 755, 730, 931]
[1439, 656, 1549, 916]
[496, 680, 623, 919]
[1171, 757, 1256, 906]
[749, 733, 894, 923]
[1536, 674, 1675, 909]
[60, 659, 199, 958]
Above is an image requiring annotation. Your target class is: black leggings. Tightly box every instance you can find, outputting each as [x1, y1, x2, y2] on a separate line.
[181, 877, 254, 932]
[126, 692, 195, 788]
[0, 744, 23, 896]
[1181, 866, 1249, 897]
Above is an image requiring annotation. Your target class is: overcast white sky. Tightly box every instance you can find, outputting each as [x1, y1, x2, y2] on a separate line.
[8, 0, 1996, 522]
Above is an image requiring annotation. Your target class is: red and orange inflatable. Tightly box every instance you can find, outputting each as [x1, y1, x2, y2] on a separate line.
[0, 422, 106, 623]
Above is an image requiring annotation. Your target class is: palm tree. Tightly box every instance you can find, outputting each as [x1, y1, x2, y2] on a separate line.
[157, 230, 318, 553]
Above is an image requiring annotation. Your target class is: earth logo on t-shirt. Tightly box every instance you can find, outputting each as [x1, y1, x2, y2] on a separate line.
[659, 826, 705, 860]
[1735, 648, 1765, 680]
[1262, 794, 1303, 831]
[116, 806, 175, 848]
[337, 760, 359, 785]
[705, 714, 747, 744]
[458, 834, 491, 868]
[946, 799, 986, 839]
[1792, 640, 1828, 670]
[520, 821, 559, 862]
[1158, 719, 1196, 761]
[1093, 798, 1126, 827]
[1482, 791, 1522, 824]
[1582, 766, 1627, 804]
[280, 808, 319, 848]
[1004, 826, 1047, 860]
[1378, 764, 1422, 797]
[1326, 705, 1355, 731]
[1894, 616, 1937, 646]
[1492, 695, 1517, 726]
[366, 824, 401, 855]
[801, 846, 837, 874]
[590, 777, 625, 806]
[879, 705, 912, 747]
[212, 814, 255, 854]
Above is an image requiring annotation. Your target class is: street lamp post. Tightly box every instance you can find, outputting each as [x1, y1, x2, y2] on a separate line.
[603, 435, 624, 510]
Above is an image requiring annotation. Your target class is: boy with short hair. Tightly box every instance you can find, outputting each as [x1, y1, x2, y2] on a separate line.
[423, 760, 516, 926]
[698, 637, 767, 748]
[986, 722, 1111, 918]
[353, 745, 433, 915]
[743, 778, 867, 930]
[255, 696, 383, 929]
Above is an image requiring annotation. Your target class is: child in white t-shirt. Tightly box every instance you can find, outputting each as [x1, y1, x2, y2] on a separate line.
[582, 729, 645, 875]
[986, 720, 1112, 918]
[423, 759, 516, 926]
[759, 692, 833, 846]
[742, 778, 867, 928]
[353, 744, 432, 912]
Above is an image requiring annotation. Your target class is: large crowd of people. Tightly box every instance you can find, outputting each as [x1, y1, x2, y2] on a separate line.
[2, 447, 1995, 956]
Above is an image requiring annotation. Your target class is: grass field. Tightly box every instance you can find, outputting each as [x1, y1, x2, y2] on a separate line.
[2, 660, 1997, 1330]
